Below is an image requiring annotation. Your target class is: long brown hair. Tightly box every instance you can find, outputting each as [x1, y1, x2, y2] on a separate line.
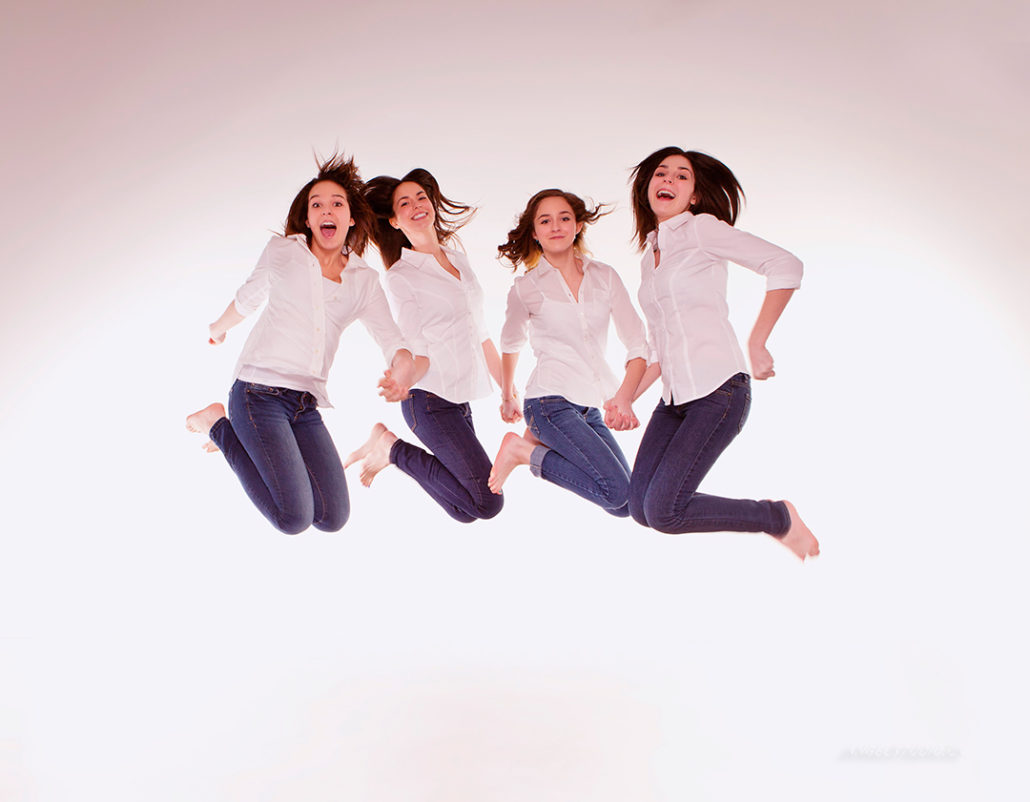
[284, 152, 374, 255]
[364, 168, 475, 267]
[497, 189, 610, 270]
[629, 147, 744, 250]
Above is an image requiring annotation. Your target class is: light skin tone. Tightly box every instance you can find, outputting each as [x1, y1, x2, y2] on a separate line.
[186, 180, 415, 449]
[347, 181, 503, 486]
[640, 154, 818, 560]
[488, 196, 647, 494]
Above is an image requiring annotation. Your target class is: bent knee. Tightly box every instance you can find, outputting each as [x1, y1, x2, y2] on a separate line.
[314, 506, 350, 532]
[476, 491, 504, 520]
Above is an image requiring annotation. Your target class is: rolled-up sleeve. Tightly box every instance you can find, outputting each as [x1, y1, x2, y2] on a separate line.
[695, 214, 802, 291]
[608, 268, 648, 364]
[233, 237, 278, 315]
[358, 273, 409, 363]
[498, 282, 530, 354]
[384, 270, 429, 357]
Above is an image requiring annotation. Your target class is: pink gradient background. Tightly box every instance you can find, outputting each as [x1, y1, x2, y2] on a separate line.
[1, 1, 1027, 799]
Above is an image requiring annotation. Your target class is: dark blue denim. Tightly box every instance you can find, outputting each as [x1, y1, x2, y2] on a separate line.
[629, 373, 789, 535]
[523, 396, 631, 517]
[209, 380, 349, 534]
[392, 389, 503, 523]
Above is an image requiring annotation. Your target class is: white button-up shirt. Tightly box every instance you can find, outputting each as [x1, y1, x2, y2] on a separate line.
[233, 235, 407, 408]
[639, 211, 803, 405]
[384, 246, 493, 404]
[499, 256, 648, 409]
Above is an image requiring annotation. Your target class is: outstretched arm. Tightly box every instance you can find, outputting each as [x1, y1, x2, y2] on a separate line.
[748, 288, 794, 380]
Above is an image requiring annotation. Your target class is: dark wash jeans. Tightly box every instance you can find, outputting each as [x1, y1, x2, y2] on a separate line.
[391, 389, 503, 523]
[629, 373, 789, 535]
[523, 395, 631, 517]
[209, 380, 349, 534]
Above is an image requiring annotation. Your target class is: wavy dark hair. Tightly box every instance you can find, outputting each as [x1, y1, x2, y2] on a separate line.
[497, 188, 611, 271]
[629, 147, 744, 250]
[363, 168, 475, 267]
[283, 152, 373, 256]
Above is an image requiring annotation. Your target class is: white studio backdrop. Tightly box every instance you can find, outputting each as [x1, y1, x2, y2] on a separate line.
[1, 0, 1028, 799]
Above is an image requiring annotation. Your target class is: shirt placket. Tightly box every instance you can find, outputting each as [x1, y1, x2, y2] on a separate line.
[308, 256, 327, 377]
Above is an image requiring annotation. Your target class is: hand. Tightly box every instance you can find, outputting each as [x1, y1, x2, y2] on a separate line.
[208, 324, 226, 345]
[748, 342, 776, 380]
[603, 396, 639, 431]
[377, 368, 411, 402]
[499, 391, 522, 423]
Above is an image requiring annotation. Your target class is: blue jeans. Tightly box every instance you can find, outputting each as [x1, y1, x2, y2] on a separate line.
[209, 380, 349, 534]
[523, 396, 631, 517]
[629, 373, 789, 535]
[391, 390, 503, 523]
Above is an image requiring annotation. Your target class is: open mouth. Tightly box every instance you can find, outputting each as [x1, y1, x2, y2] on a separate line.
[412, 211, 428, 221]
[656, 190, 675, 200]
[319, 222, 337, 238]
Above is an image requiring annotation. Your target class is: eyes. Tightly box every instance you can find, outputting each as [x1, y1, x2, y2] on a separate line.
[396, 192, 428, 211]
[310, 200, 347, 209]
[653, 169, 690, 181]
[536, 214, 574, 225]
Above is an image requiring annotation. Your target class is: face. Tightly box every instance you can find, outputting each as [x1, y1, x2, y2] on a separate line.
[306, 180, 355, 251]
[647, 154, 697, 222]
[390, 181, 435, 237]
[532, 196, 582, 259]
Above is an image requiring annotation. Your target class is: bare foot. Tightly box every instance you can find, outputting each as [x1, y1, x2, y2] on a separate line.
[345, 424, 398, 487]
[778, 501, 820, 561]
[488, 432, 536, 494]
[186, 403, 226, 451]
[345, 422, 387, 469]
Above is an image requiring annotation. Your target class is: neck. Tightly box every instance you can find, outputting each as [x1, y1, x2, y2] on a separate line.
[541, 246, 580, 274]
[405, 227, 441, 256]
[310, 240, 346, 273]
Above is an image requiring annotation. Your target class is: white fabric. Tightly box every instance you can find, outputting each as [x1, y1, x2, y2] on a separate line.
[384, 246, 493, 404]
[639, 211, 803, 404]
[499, 256, 648, 409]
[233, 234, 406, 408]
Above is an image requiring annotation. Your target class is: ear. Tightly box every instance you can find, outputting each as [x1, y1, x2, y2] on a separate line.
[348, 217, 355, 228]
[389, 216, 399, 230]
[575, 222, 584, 236]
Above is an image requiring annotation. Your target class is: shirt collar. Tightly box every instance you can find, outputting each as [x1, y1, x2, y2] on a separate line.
[537, 253, 596, 275]
[648, 210, 694, 244]
[401, 245, 461, 274]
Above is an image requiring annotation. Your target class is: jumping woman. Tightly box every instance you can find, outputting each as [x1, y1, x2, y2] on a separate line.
[488, 189, 648, 516]
[628, 146, 819, 560]
[186, 153, 415, 534]
[346, 169, 504, 523]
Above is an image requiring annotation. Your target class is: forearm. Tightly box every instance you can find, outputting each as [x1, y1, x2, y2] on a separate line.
[614, 358, 646, 402]
[749, 288, 794, 346]
[482, 339, 503, 388]
[500, 352, 519, 400]
[633, 361, 662, 401]
[210, 301, 246, 338]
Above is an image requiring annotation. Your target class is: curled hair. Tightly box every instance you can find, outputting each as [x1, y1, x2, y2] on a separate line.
[283, 152, 374, 256]
[497, 188, 610, 271]
[629, 147, 744, 250]
[364, 168, 475, 267]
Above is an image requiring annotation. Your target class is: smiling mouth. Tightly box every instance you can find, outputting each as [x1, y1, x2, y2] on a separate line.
[320, 223, 337, 237]
[656, 190, 676, 200]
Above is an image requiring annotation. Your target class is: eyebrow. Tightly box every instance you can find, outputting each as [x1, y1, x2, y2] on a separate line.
[310, 193, 347, 200]
[658, 163, 692, 173]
